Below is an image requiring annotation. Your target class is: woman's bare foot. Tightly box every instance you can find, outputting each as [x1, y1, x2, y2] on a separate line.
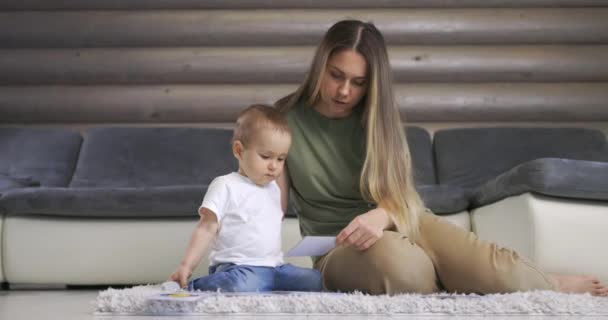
[550, 274, 608, 296]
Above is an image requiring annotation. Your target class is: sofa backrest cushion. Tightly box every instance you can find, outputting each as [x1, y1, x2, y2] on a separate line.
[70, 127, 236, 188]
[0, 128, 82, 187]
[405, 126, 436, 185]
[433, 127, 608, 188]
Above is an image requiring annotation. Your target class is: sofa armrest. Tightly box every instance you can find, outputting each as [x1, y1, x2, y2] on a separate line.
[472, 158, 608, 209]
[0, 185, 207, 217]
[417, 184, 470, 215]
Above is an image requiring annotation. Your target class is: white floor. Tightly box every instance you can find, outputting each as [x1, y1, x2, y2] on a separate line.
[0, 289, 606, 320]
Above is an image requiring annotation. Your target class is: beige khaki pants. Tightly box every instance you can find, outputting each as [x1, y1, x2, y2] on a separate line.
[315, 213, 556, 295]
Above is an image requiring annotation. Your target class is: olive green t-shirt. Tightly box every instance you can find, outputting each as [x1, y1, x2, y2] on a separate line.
[285, 103, 375, 237]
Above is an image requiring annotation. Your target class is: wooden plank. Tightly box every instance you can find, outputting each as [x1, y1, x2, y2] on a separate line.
[2, 46, 607, 84]
[2, 9, 608, 47]
[1, 83, 607, 123]
[2, 0, 606, 10]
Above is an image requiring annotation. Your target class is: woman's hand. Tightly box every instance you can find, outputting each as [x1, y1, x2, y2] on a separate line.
[335, 207, 392, 251]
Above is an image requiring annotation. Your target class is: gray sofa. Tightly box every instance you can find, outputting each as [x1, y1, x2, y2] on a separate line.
[0, 126, 606, 286]
[0, 128, 83, 285]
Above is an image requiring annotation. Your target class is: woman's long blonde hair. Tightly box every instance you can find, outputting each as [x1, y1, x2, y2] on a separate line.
[276, 20, 425, 241]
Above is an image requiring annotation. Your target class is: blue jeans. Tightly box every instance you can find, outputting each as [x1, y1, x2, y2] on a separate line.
[188, 263, 323, 292]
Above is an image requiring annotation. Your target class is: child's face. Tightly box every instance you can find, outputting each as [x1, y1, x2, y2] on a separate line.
[235, 128, 291, 186]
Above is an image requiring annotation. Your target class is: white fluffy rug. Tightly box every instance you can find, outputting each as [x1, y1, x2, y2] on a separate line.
[94, 285, 608, 316]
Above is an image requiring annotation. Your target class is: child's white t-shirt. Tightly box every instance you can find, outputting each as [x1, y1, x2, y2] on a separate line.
[200, 172, 284, 267]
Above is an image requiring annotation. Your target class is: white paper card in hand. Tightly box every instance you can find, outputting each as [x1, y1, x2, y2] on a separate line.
[285, 236, 336, 257]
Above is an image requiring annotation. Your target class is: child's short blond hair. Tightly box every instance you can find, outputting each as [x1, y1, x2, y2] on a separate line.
[232, 104, 291, 146]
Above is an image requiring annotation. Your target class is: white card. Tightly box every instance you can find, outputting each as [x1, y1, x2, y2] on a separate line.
[285, 236, 336, 257]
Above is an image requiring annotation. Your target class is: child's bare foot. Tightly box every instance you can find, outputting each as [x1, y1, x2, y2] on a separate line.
[550, 274, 608, 296]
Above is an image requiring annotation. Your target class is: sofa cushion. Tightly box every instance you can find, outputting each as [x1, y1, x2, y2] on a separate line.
[70, 127, 236, 188]
[0, 128, 82, 187]
[407, 127, 463, 214]
[472, 158, 608, 208]
[434, 127, 608, 188]
[0, 185, 205, 217]
[417, 184, 469, 215]
[406, 126, 436, 185]
[0, 174, 40, 195]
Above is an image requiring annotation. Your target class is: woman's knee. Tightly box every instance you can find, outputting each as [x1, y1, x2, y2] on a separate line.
[321, 231, 439, 294]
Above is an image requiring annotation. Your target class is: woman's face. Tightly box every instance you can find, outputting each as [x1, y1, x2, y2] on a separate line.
[316, 49, 369, 119]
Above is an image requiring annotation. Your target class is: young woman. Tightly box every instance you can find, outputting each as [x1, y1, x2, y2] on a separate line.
[276, 19, 607, 296]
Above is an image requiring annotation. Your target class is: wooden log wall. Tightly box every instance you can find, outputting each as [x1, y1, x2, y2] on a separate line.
[0, 1, 607, 123]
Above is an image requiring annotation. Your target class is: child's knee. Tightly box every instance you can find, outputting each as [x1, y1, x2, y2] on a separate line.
[300, 268, 323, 291]
[189, 271, 254, 292]
[277, 264, 323, 291]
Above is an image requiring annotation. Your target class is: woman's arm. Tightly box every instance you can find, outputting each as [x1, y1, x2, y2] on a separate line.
[276, 164, 290, 214]
[336, 207, 394, 251]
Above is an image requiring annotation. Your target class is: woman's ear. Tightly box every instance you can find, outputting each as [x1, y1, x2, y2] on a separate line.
[232, 140, 244, 160]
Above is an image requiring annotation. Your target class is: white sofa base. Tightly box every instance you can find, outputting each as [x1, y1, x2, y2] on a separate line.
[471, 193, 608, 284]
[0, 214, 4, 282]
[3, 212, 470, 285]
[3, 216, 308, 285]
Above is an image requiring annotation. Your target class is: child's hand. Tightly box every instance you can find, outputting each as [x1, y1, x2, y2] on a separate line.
[169, 264, 192, 289]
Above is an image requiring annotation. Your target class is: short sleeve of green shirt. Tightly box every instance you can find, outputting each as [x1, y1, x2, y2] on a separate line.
[285, 103, 374, 237]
